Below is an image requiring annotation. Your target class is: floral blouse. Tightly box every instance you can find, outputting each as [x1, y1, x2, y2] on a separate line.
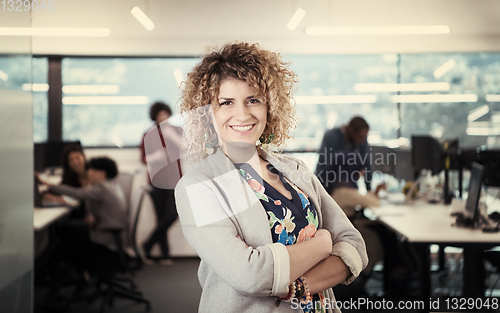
[236, 162, 327, 313]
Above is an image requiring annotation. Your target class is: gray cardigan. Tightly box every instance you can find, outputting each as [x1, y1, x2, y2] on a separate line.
[175, 148, 368, 312]
[49, 180, 128, 251]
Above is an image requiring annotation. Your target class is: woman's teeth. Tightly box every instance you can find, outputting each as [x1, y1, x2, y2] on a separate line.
[231, 125, 253, 132]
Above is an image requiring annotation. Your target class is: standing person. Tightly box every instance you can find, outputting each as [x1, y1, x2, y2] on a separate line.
[315, 116, 372, 195]
[175, 42, 367, 312]
[140, 102, 182, 264]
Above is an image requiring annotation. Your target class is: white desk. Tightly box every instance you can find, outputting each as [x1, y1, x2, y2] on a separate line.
[34, 207, 70, 231]
[371, 202, 500, 244]
[369, 201, 500, 303]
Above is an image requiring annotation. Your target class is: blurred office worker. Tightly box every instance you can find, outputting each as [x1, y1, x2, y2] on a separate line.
[140, 102, 182, 264]
[315, 116, 372, 194]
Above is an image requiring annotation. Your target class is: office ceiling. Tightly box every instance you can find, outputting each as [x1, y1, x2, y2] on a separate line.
[2, 0, 500, 55]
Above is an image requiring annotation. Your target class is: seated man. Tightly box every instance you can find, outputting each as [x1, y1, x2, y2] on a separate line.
[42, 157, 128, 307]
[48, 156, 128, 254]
[325, 152, 386, 280]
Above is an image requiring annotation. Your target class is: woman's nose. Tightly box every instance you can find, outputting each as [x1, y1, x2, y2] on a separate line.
[234, 102, 251, 121]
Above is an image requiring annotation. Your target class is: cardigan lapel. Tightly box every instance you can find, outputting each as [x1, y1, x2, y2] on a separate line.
[262, 150, 324, 229]
[204, 148, 274, 246]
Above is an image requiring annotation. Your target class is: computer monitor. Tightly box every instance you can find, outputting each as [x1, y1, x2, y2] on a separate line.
[34, 140, 81, 171]
[394, 149, 414, 182]
[477, 150, 500, 187]
[370, 146, 395, 175]
[411, 135, 443, 177]
[465, 162, 484, 226]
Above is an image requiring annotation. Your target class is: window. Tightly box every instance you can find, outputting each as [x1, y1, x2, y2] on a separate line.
[32, 57, 48, 143]
[61, 58, 199, 147]
[400, 53, 500, 148]
[287, 54, 399, 150]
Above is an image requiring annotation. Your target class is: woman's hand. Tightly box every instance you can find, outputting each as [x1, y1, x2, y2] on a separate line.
[313, 229, 333, 259]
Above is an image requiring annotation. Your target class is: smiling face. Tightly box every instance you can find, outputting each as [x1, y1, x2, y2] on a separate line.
[213, 78, 267, 150]
[67, 151, 86, 175]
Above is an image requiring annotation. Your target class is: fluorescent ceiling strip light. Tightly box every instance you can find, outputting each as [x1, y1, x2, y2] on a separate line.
[433, 60, 456, 79]
[466, 127, 500, 136]
[173, 68, 184, 88]
[131, 7, 155, 31]
[0, 27, 110, 37]
[306, 25, 450, 36]
[486, 94, 500, 102]
[22, 83, 49, 92]
[354, 82, 450, 93]
[0, 70, 8, 81]
[287, 8, 306, 30]
[390, 94, 477, 103]
[62, 85, 120, 94]
[62, 96, 149, 105]
[295, 95, 377, 104]
[467, 105, 490, 123]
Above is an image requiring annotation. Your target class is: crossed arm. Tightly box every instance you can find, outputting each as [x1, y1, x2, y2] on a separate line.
[284, 229, 351, 296]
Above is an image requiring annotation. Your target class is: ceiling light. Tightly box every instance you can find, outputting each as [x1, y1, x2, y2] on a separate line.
[131, 7, 155, 31]
[466, 125, 500, 136]
[22, 83, 49, 92]
[287, 8, 306, 31]
[467, 105, 489, 123]
[62, 96, 149, 105]
[354, 82, 450, 93]
[294, 95, 377, 104]
[433, 60, 456, 79]
[62, 85, 120, 94]
[0, 27, 110, 37]
[306, 25, 450, 36]
[390, 94, 477, 103]
[0, 70, 8, 81]
[486, 94, 500, 102]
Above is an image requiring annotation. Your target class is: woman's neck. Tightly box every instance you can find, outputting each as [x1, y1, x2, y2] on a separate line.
[222, 143, 266, 177]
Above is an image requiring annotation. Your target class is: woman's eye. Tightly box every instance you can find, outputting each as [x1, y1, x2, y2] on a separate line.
[249, 98, 261, 104]
[219, 101, 231, 106]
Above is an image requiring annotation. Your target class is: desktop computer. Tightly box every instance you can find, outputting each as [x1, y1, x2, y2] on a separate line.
[411, 135, 443, 178]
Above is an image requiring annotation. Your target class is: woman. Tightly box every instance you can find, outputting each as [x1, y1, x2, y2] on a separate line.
[175, 42, 368, 312]
[43, 144, 89, 218]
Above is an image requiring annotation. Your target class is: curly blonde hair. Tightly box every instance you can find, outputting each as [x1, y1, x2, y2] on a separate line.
[180, 42, 298, 160]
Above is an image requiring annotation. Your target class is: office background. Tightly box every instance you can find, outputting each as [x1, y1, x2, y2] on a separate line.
[1, 0, 500, 311]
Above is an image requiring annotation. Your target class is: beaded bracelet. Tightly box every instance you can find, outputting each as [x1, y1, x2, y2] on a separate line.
[297, 276, 311, 304]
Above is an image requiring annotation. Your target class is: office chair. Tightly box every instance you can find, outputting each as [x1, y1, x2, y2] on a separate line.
[76, 172, 151, 312]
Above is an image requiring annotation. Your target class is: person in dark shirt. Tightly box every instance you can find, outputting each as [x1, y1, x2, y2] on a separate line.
[315, 116, 372, 194]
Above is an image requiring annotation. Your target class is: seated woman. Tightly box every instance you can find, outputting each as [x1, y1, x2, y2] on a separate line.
[42, 144, 89, 218]
[174, 42, 368, 312]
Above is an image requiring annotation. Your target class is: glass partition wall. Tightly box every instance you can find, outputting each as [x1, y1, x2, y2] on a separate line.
[0, 9, 34, 313]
